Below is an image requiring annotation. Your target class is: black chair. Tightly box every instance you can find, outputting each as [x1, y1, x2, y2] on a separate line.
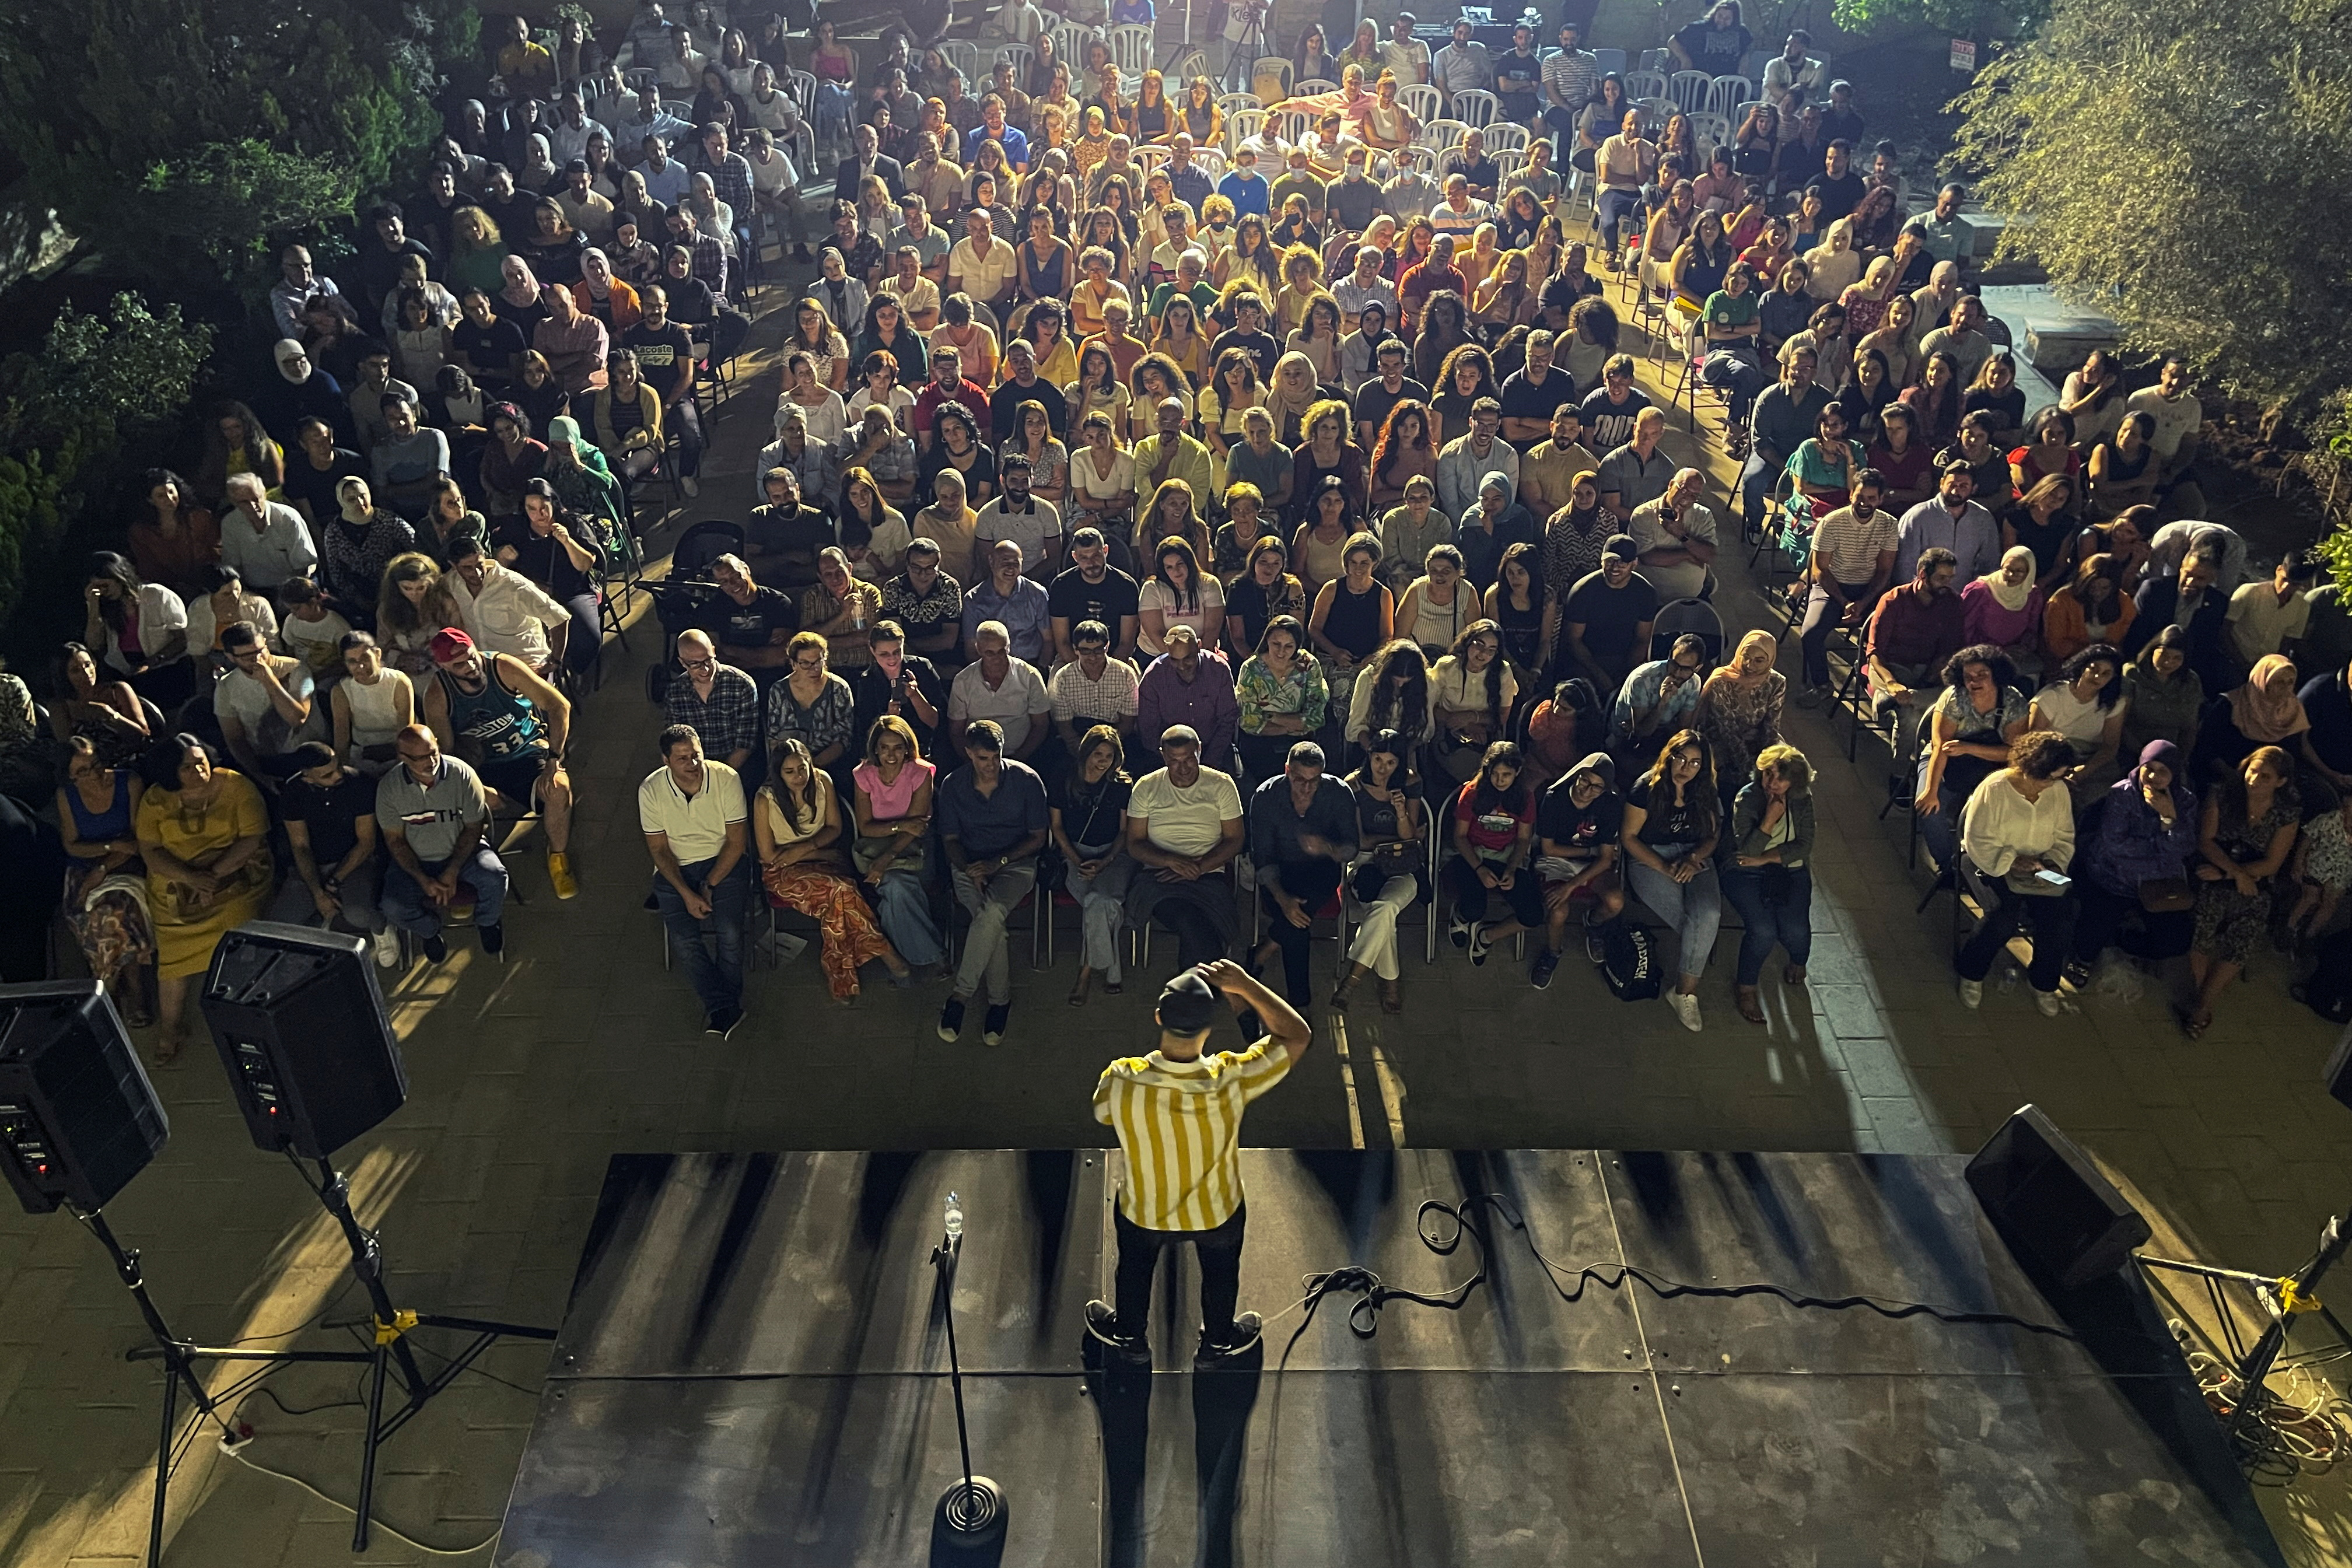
[670, 519, 746, 576]
[1648, 596, 1724, 667]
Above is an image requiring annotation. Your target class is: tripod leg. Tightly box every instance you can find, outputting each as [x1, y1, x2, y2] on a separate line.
[354, 1343, 390, 1552]
[149, 1358, 177, 1568]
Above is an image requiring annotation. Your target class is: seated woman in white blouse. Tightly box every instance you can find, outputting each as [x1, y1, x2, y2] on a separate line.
[1137, 536, 1226, 656]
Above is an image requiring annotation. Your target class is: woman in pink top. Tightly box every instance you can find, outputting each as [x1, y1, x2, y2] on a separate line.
[850, 714, 944, 968]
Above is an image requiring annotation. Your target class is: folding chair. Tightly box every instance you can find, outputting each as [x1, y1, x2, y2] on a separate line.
[1648, 596, 1725, 667]
[944, 868, 1051, 971]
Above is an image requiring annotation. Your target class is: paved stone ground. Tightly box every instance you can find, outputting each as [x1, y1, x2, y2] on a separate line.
[7, 260, 2351, 1567]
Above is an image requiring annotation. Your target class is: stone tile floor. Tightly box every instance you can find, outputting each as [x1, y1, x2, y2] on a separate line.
[6, 273, 2349, 1567]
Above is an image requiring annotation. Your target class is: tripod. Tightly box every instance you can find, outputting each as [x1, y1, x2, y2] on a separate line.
[124, 1153, 555, 1555]
[1220, 0, 1268, 95]
[2140, 1210, 2352, 1455]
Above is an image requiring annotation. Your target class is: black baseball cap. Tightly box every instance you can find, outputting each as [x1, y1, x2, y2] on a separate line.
[1157, 969, 1219, 1034]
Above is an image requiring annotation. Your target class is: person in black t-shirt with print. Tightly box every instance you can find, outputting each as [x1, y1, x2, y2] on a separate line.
[268, 741, 398, 963]
[1531, 750, 1625, 987]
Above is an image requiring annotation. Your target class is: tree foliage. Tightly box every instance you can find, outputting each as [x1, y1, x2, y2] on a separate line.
[0, 0, 478, 303]
[0, 293, 212, 637]
[1831, 0, 2046, 42]
[1949, 0, 2352, 418]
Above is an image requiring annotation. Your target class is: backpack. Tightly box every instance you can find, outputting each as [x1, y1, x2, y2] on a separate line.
[1599, 921, 1660, 1002]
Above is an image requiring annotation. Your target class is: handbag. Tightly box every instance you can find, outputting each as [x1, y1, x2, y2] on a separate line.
[2137, 876, 2193, 914]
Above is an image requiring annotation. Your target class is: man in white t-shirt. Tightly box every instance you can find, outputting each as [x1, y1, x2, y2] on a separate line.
[2127, 356, 2206, 511]
[947, 620, 1052, 758]
[2225, 551, 2318, 668]
[640, 722, 752, 1034]
[946, 206, 1019, 310]
[1123, 724, 1245, 970]
[975, 454, 1064, 580]
[1626, 468, 1720, 601]
[214, 620, 327, 782]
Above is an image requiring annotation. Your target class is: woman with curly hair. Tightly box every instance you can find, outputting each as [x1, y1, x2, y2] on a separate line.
[1368, 398, 1436, 514]
[1430, 343, 1498, 449]
[1127, 352, 1190, 445]
[1290, 399, 1367, 530]
[1412, 290, 1473, 390]
[1213, 211, 1284, 302]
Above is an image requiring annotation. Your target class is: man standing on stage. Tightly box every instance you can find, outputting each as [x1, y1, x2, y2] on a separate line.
[1087, 960, 1311, 1368]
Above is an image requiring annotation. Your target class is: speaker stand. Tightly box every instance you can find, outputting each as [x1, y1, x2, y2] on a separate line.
[2140, 1210, 2352, 1454]
[80, 1205, 374, 1568]
[286, 1153, 558, 1551]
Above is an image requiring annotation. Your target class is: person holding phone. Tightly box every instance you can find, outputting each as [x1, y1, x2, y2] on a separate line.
[1955, 729, 2080, 1014]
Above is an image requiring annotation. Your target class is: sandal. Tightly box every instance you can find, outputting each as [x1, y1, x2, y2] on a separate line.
[2176, 1004, 2210, 1041]
[1379, 978, 1403, 1014]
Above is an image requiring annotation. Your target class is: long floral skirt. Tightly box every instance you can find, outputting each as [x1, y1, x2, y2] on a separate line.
[762, 863, 895, 999]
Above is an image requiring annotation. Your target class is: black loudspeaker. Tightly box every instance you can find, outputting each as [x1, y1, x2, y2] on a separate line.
[1965, 1104, 2152, 1293]
[2325, 1023, 2352, 1112]
[0, 982, 169, 1215]
[200, 923, 408, 1160]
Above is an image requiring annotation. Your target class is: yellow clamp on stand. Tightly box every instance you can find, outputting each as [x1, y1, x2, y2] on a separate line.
[2277, 1279, 2323, 1315]
[373, 1310, 419, 1345]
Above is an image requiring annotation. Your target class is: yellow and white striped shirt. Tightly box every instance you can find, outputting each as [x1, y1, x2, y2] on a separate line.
[1093, 1041, 1293, 1231]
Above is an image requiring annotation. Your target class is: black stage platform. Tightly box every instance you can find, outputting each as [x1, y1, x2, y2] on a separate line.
[494, 1150, 2284, 1566]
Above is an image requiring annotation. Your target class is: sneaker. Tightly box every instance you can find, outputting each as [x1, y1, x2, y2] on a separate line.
[937, 997, 966, 1042]
[680, 475, 701, 498]
[1667, 991, 1703, 1032]
[1584, 918, 1611, 965]
[1796, 683, 1828, 709]
[421, 933, 449, 964]
[2034, 989, 2062, 1017]
[1196, 1310, 1265, 1367]
[1449, 914, 1472, 949]
[1958, 978, 1983, 1009]
[370, 929, 402, 968]
[1084, 1300, 1150, 1367]
[1468, 922, 1494, 966]
[478, 922, 505, 960]
[1530, 949, 1560, 989]
[705, 1005, 745, 1038]
[982, 1003, 1010, 1045]
[547, 851, 578, 900]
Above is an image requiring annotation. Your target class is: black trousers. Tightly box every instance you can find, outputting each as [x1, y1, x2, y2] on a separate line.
[1113, 1202, 1247, 1340]
[2070, 881, 2194, 965]
[1256, 858, 1344, 1005]
[1958, 879, 2078, 992]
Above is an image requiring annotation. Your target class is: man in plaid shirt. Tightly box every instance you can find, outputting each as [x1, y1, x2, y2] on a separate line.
[687, 123, 756, 260]
[663, 629, 762, 771]
[666, 208, 730, 304]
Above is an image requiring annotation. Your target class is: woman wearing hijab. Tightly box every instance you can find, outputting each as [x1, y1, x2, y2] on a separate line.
[260, 340, 354, 447]
[540, 415, 631, 547]
[1264, 351, 1322, 447]
[2192, 652, 2308, 786]
[1959, 544, 2045, 677]
[1692, 629, 1787, 811]
[321, 477, 418, 627]
[2066, 738, 2200, 983]
[496, 256, 552, 342]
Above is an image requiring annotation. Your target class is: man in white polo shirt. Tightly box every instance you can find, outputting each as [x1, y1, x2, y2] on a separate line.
[639, 722, 751, 1037]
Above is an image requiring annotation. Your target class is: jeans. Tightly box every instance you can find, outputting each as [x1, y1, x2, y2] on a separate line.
[1737, 448, 1775, 534]
[1700, 345, 1769, 422]
[1799, 580, 1874, 689]
[669, 396, 705, 477]
[1626, 846, 1721, 982]
[870, 864, 945, 965]
[652, 855, 750, 1013]
[1345, 869, 1421, 979]
[1597, 187, 1643, 251]
[1255, 857, 1343, 1006]
[1719, 863, 1813, 985]
[951, 858, 1037, 1003]
[380, 848, 508, 936]
[1112, 1202, 1247, 1341]
[561, 591, 603, 675]
[266, 859, 387, 934]
[1958, 877, 2078, 993]
[1066, 848, 1132, 980]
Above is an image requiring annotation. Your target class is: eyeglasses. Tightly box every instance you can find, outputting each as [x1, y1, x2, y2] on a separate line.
[680, 656, 714, 671]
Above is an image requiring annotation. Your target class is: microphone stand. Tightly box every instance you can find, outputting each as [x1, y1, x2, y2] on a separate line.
[930, 1206, 1007, 1552]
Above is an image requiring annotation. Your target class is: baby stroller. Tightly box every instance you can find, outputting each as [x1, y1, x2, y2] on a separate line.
[641, 520, 744, 704]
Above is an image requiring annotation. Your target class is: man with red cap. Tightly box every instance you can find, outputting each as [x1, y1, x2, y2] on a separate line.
[419, 626, 582, 900]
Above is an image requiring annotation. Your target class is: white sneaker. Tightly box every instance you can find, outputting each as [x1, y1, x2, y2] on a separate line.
[370, 929, 402, 968]
[1668, 991, 1702, 1032]
[680, 475, 701, 498]
[1958, 979, 1983, 1009]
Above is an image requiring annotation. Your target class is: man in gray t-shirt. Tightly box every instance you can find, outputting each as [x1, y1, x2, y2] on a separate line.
[374, 723, 510, 958]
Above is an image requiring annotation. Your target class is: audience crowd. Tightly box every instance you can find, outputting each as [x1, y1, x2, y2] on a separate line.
[2, 1, 2338, 1055]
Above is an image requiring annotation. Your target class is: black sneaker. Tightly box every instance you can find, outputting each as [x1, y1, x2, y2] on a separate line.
[1085, 1300, 1150, 1366]
[982, 1003, 1010, 1045]
[479, 922, 504, 960]
[1449, 915, 1472, 950]
[421, 933, 449, 964]
[937, 998, 966, 1042]
[1531, 949, 1560, 989]
[705, 1005, 744, 1038]
[1468, 921, 1494, 966]
[1195, 1310, 1265, 1367]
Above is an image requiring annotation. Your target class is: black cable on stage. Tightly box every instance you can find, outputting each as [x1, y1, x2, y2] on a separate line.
[1284, 1194, 2081, 1354]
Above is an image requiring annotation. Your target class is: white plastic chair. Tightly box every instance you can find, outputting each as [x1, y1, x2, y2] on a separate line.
[1420, 118, 1471, 151]
[943, 40, 984, 86]
[1451, 88, 1499, 128]
[999, 43, 1037, 83]
[1109, 22, 1154, 76]
[788, 67, 818, 113]
[1686, 112, 1731, 152]
[1294, 77, 1338, 96]
[1226, 106, 1267, 153]
[1399, 145, 1438, 175]
[1624, 70, 1669, 103]
[1217, 91, 1262, 116]
[1667, 69, 1713, 114]
[1704, 74, 1752, 120]
[1400, 83, 1442, 124]
[1194, 146, 1227, 177]
[1729, 99, 1763, 134]
[1253, 56, 1293, 99]
[1275, 107, 1312, 144]
[1050, 21, 1094, 66]
[1636, 97, 1676, 128]
[1638, 48, 1671, 73]
[1483, 123, 1529, 154]
[1132, 144, 1170, 181]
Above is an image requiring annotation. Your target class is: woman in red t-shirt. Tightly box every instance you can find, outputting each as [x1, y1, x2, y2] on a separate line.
[1446, 741, 1542, 965]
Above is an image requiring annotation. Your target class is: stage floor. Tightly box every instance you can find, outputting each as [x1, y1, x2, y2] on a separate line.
[494, 1150, 2283, 1567]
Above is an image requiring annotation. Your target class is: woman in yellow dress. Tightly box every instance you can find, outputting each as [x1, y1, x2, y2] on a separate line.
[134, 734, 271, 1062]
